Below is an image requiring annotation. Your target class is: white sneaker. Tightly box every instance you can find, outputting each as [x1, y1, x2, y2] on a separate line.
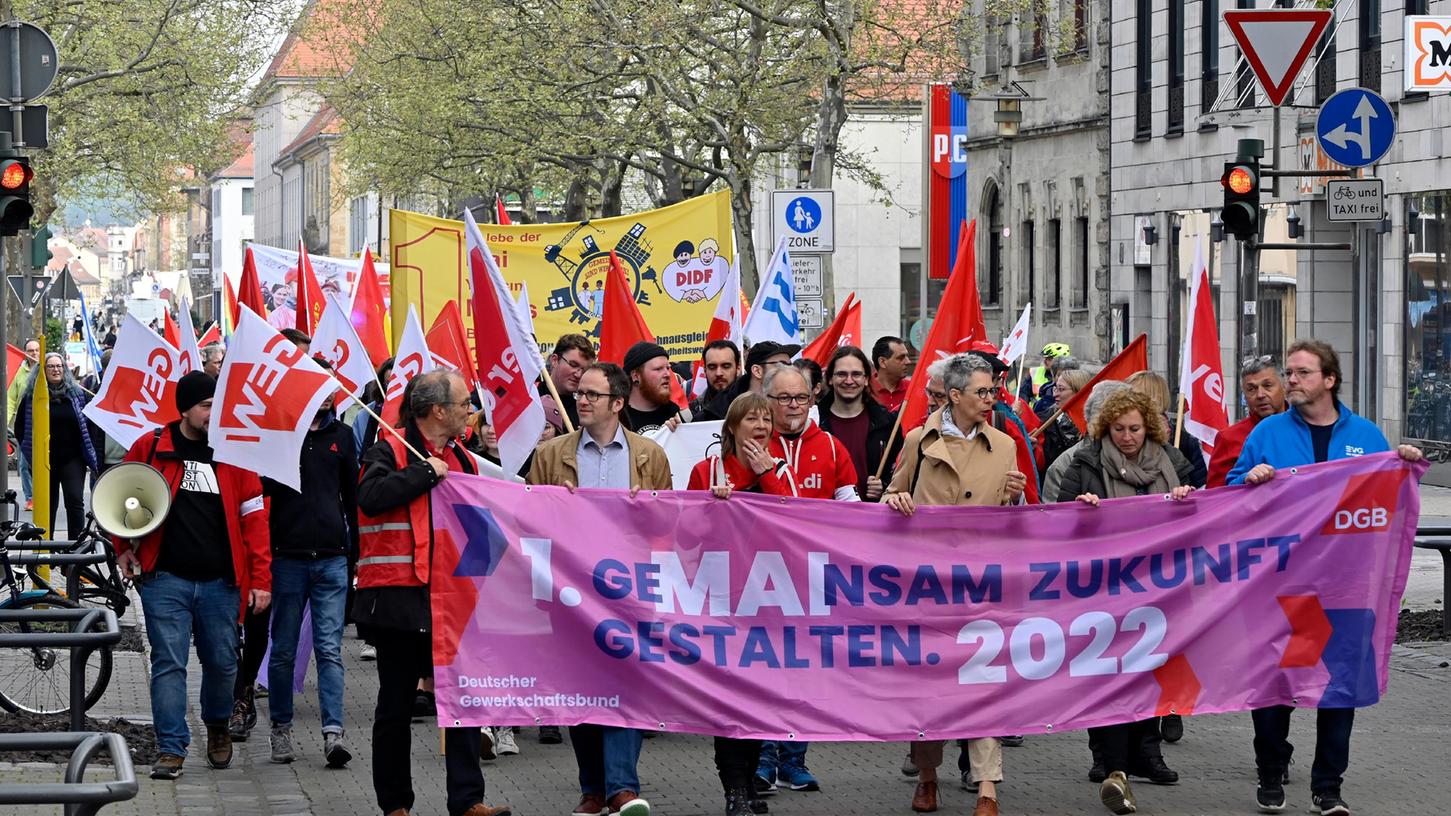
[360, 643, 377, 661]
[496, 727, 519, 755]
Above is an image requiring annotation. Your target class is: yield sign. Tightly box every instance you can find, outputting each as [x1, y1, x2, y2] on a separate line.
[1224, 9, 1332, 106]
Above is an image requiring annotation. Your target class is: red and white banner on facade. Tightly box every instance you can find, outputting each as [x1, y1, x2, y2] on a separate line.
[83, 315, 182, 449]
[212, 309, 338, 490]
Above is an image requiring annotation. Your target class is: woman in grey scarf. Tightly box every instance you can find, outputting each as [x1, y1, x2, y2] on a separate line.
[1054, 387, 1196, 814]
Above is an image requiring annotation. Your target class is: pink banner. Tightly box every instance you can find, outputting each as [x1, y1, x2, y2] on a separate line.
[426, 454, 1424, 741]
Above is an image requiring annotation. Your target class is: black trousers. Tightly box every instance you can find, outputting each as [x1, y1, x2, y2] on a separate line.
[46, 457, 87, 538]
[714, 737, 763, 792]
[1252, 705, 1354, 794]
[233, 606, 271, 699]
[1088, 717, 1164, 773]
[371, 627, 486, 816]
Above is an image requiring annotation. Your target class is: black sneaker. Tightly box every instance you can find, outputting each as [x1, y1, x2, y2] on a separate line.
[748, 798, 768, 814]
[753, 774, 777, 796]
[1088, 758, 1107, 783]
[1160, 714, 1183, 743]
[1255, 778, 1286, 812]
[1312, 792, 1350, 816]
[999, 735, 1024, 747]
[539, 725, 563, 744]
[1128, 756, 1178, 785]
[227, 699, 250, 741]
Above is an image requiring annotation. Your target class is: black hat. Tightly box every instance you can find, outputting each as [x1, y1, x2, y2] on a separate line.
[175, 370, 216, 414]
[622, 341, 669, 373]
[745, 341, 801, 370]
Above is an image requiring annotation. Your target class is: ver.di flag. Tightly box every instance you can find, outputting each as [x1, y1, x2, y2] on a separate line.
[464, 208, 546, 478]
[211, 308, 337, 491]
[742, 237, 801, 346]
[380, 306, 436, 429]
[1178, 240, 1229, 453]
[83, 315, 182, 449]
[312, 294, 382, 411]
[1000, 303, 1033, 365]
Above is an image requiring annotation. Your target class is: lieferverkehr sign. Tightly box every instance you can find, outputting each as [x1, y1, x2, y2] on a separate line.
[1326, 178, 1385, 223]
[1405, 17, 1451, 91]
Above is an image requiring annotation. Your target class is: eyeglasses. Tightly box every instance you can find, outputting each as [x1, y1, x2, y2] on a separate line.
[769, 394, 812, 406]
[441, 398, 472, 411]
[832, 370, 866, 381]
[953, 387, 996, 401]
[574, 389, 615, 403]
[1241, 354, 1273, 369]
[926, 389, 948, 401]
[1283, 367, 1321, 380]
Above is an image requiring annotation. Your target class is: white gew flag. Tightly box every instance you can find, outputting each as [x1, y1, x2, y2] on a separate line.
[311, 294, 381, 411]
[211, 308, 337, 490]
[743, 237, 801, 346]
[999, 303, 1033, 365]
[83, 314, 182, 449]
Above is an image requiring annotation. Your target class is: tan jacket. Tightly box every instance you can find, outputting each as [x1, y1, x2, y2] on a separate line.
[885, 408, 1018, 507]
[526, 426, 673, 491]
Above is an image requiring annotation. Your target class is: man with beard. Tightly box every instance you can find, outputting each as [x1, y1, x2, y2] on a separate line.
[620, 341, 684, 435]
[543, 333, 595, 434]
[1205, 357, 1286, 488]
[817, 346, 901, 501]
[260, 358, 358, 767]
[689, 339, 741, 420]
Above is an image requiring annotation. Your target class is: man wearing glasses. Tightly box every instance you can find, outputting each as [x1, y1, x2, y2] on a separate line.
[543, 334, 596, 435]
[527, 361, 670, 816]
[1227, 339, 1422, 816]
[817, 345, 902, 501]
[1205, 356, 1286, 488]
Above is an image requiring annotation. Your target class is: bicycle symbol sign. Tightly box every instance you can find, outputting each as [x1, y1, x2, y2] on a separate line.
[1325, 178, 1384, 223]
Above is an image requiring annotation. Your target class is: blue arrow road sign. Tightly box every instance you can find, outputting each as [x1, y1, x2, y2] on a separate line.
[1315, 88, 1395, 169]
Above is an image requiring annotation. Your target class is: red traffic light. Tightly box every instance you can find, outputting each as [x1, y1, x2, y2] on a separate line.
[0, 160, 30, 191]
[1224, 166, 1256, 195]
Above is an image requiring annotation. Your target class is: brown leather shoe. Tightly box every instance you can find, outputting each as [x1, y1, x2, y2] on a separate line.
[571, 793, 608, 816]
[971, 795, 999, 816]
[205, 723, 232, 769]
[385, 811, 409, 816]
[911, 780, 939, 812]
[460, 805, 512, 816]
[606, 790, 651, 816]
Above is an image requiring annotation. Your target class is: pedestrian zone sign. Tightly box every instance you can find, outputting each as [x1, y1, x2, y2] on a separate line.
[772, 189, 835, 253]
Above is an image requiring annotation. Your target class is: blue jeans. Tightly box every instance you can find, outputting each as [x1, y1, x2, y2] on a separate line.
[570, 724, 644, 798]
[16, 446, 31, 500]
[138, 572, 240, 757]
[267, 555, 348, 732]
[757, 740, 810, 777]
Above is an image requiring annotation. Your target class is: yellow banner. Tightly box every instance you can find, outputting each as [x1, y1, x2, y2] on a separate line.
[388, 190, 735, 362]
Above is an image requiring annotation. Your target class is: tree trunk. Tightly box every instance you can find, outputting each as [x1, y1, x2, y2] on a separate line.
[729, 173, 758, 295]
[562, 177, 589, 222]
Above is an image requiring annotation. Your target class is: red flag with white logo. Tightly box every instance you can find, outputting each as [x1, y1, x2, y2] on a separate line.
[900, 219, 988, 430]
[999, 303, 1033, 365]
[198, 322, 221, 349]
[211, 308, 337, 490]
[312, 294, 381, 411]
[380, 305, 436, 429]
[689, 254, 745, 395]
[1177, 240, 1229, 452]
[427, 300, 481, 392]
[800, 293, 858, 368]
[82, 314, 182, 449]
[465, 208, 546, 477]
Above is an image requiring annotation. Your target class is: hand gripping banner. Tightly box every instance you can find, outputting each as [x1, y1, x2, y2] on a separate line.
[426, 454, 1424, 740]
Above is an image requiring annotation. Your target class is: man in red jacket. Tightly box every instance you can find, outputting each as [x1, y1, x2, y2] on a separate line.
[114, 371, 271, 781]
[1206, 357, 1286, 488]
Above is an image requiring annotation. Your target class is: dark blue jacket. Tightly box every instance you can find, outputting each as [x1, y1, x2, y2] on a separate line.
[1226, 399, 1388, 485]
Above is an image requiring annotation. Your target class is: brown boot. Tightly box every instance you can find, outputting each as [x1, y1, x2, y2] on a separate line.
[149, 753, 184, 780]
[385, 811, 409, 816]
[571, 794, 608, 816]
[606, 791, 652, 816]
[460, 805, 512, 816]
[911, 780, 939, 812]
[205, 723, 233, 769]
[972, 795, 999, 816]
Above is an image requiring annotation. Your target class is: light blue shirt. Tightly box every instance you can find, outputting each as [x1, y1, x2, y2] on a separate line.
[577, 425, 630, 489]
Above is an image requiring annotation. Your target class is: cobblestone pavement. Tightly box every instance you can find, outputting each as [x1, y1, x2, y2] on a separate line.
[2, 487, 1450, 815]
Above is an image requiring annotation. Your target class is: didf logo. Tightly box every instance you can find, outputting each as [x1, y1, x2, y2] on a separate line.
[1320, 467, 1406, 534]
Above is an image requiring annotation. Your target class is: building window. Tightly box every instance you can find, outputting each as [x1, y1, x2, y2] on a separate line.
[241, 187, 254, 216]
[986, 12, 1008, 76]
[1405, 193, 1450, 446]
[1073, 0, 1088, 51]
[1200, 0, 1219, 115]
[303, 154, 331, 254]
[1135, 0, 1152, 137]
[1072, 217, 1089, 309]
[1021, 0, 1048, 62]
[1167, 0, 1185, 133]
[1359, 0, 1380, 92]
[349, 196, 368, 255]
[1235, 0, 1254, 107]
[1315, 14, 1337, 103]
[1020, 219, 1036, 309]
[986, 186, 1003, 306]
[1046, 219, 1062, 308]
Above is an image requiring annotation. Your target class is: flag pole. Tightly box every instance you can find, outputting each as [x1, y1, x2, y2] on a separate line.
[1030, 405, 1064, 439]
[874, 407, 906, 481]
[1173, 392, 1186, 448]
[538, 367, 575, 435]
[329, 372, 427, 462]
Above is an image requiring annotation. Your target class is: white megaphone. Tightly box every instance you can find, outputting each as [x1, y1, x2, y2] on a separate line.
[92, 462, 171, 539]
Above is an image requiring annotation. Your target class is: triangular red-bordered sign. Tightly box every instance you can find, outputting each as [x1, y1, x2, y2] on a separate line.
[1224, 9, 1332, 107]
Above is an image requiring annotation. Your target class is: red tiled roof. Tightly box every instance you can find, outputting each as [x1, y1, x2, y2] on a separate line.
[217, 140, 254, 178]
[70, 264, 101, 286]
[260, 0, 362, 84]
[278, 105, 340, 158]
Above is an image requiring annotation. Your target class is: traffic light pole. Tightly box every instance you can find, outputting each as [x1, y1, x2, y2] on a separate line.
[1239, 233, 1259, 367]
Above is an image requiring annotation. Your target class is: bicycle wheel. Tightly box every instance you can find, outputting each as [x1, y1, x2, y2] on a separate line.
[0, 594, 114, 716]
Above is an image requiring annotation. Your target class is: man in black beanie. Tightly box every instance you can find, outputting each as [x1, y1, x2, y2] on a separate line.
[113, 370, 272, 781]
[620, 341, 684, 435]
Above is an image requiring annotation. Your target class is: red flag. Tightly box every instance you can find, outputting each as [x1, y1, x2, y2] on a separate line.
[198, 323, 221, 349]
[599, 251, 687, 409]
[801, 293, 859, 367]
[464, 209, 546, 475]
[296, 241, 327, 334]
[162, 310, 181, 349]
[1177, 246, 1229, 452]
[351, 251, 391, 368]
[495, 195, 513, 226]
[6, 344, 24, 390]
[840, 297, 862, 350]
[900, 220, 988, 430]
[1057, 334, 1150, 433]
[238, 246, 269, 319]
[427, 300, 481, 391]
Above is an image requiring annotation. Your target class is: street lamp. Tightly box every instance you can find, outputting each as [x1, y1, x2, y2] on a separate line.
[967, 81, 1044, 139]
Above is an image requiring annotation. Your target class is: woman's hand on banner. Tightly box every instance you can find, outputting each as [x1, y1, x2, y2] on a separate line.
[711, 484, 733, 500]
[1168, 485, 1195, 501]
[1076, 493, 1101, 507]
[885, 492, 915, 516]
[1005, 470, 1027, 502]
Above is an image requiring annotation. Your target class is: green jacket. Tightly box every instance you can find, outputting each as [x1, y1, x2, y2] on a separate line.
[6, 360, 31, 426]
